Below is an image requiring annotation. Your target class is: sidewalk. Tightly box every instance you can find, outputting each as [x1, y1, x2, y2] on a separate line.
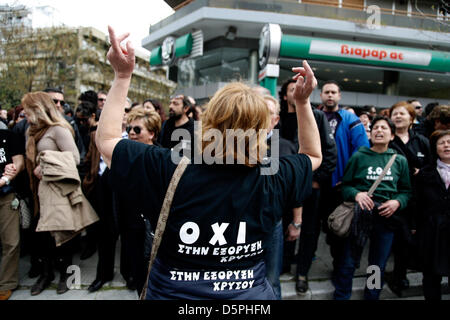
[280, 231, 450, 300]
[9, 239, 138, 300]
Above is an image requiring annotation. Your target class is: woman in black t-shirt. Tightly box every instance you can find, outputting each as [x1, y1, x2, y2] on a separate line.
[95, 26, 322, 300]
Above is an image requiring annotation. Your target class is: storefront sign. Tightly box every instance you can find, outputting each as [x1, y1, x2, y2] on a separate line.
[279, 32, 449, 73]
[309, 40, 432, 66]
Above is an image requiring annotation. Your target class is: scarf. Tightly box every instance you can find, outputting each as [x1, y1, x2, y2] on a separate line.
[25, 123, 50, 216]
[437, 159, 450, 189]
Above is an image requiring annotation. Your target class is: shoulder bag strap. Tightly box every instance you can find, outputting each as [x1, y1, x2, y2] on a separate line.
[139, 156, 190, 300]
[367, 154, 397, 197]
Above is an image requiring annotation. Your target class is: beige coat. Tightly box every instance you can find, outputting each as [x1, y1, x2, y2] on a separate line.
[35, 150, 99, 246]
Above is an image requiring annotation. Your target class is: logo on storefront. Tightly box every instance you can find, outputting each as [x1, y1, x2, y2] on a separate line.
[258, 24, 282, 68]
[161, 36, 176, 65]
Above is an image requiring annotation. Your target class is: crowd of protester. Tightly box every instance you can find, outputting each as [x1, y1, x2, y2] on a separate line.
[0, 39, 449, 300]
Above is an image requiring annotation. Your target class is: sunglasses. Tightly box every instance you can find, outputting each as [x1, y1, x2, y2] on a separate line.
[415, 106, 422, 109]
[126, 125, 142, 134]
[19, 112, 26, 118]
[98, 98, 106, 102]
[53, 99, 65, 106]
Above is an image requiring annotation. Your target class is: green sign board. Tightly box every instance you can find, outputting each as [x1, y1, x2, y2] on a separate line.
[150, 33, 193, 66]
[280, 35, 450, 73]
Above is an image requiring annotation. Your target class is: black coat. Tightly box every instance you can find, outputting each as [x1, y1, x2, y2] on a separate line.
[389, 130, 431, 228]
[279, 109, 337, 186]
[414, 164, 450, 276]
[389, 130, 431, 177]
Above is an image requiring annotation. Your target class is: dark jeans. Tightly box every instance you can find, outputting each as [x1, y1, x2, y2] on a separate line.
[296, 188, 321, 277]
[333, 219, 394, 300]
[392, 228, 409, 281]
[322, 185, 347, 274]
[264, 220, 283, 300]
[422, 271, 444, 300]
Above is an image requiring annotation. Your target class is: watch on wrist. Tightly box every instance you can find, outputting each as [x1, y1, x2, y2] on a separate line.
[1, 176, 10, 185]
[290, 221, 302, 229]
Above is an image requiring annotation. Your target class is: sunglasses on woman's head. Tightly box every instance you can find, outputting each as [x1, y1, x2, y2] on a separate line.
[126, 125, 142, 134]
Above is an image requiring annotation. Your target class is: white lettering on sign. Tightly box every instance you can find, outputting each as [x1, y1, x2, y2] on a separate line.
[309, 40, 432, 66]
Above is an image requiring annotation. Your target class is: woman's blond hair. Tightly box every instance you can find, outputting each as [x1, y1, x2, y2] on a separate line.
[126, 106, 161, 141]
[21, 91, 75, 217]
[21, 92, 74, 136]
[200, 82, 270, 167]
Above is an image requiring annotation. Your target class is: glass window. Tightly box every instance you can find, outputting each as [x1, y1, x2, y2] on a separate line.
[178, 47, 250, 87]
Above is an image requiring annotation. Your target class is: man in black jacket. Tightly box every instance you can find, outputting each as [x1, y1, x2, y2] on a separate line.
[158, 94, 194, 159]
[279, 79, 337, 294]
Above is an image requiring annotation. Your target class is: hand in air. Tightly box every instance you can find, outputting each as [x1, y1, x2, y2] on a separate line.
[107, 26, 135, 79]
[291, 60, 317, 103]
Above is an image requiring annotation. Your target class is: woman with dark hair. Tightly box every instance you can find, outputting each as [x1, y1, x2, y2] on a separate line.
[143, 98, 167, 123]
[386, 101, 431, 296]
[414, 129, 450, 300]
[8, 106, 25, 129]
[95, 26, 321, 299]
[333, 116, 411, 300]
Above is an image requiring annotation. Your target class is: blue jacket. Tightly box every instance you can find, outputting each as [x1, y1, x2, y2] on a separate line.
[332, 109, 370, 187]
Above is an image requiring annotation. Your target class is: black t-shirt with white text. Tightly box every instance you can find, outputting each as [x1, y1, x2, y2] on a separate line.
[0, 129, 24, 194]
[111, 139, 312, 270]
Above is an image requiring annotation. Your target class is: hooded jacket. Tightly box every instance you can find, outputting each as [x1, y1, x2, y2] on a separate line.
[341, 147, 411, 210]
[36, 150, 99, 246]
[331, 109, 370, 187]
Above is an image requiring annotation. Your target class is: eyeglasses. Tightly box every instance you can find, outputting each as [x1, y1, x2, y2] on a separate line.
[53, 99, 65, 106]
[126, 125, 142, 134]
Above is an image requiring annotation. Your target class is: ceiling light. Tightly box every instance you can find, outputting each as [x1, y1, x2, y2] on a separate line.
[430, 78, 435, 82]
[343, 78, 349, 82]
[355, 79, 360, 83]
[339, 70, 344, 73]
[325, 68, 331, 72]
[377, 81, 383, 85]
[418, 77, 423, 81]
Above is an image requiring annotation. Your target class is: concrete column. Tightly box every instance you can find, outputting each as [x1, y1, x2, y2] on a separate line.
[249, 50, 258, 85]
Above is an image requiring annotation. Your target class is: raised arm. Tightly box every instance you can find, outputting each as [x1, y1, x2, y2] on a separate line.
[292, 61, 322, 171]
[96, 26, 135, 168]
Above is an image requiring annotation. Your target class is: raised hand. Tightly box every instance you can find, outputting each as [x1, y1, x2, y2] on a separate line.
[107, 26, 135, 79]
[291, 60, 317, 103]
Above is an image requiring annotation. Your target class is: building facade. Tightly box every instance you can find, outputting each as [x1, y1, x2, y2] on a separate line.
[1, 6, 176, 109]
[143, 0, 449, 109]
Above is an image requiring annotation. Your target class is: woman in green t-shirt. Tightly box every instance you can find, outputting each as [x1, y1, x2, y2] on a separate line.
[333, 116, 411, 300]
